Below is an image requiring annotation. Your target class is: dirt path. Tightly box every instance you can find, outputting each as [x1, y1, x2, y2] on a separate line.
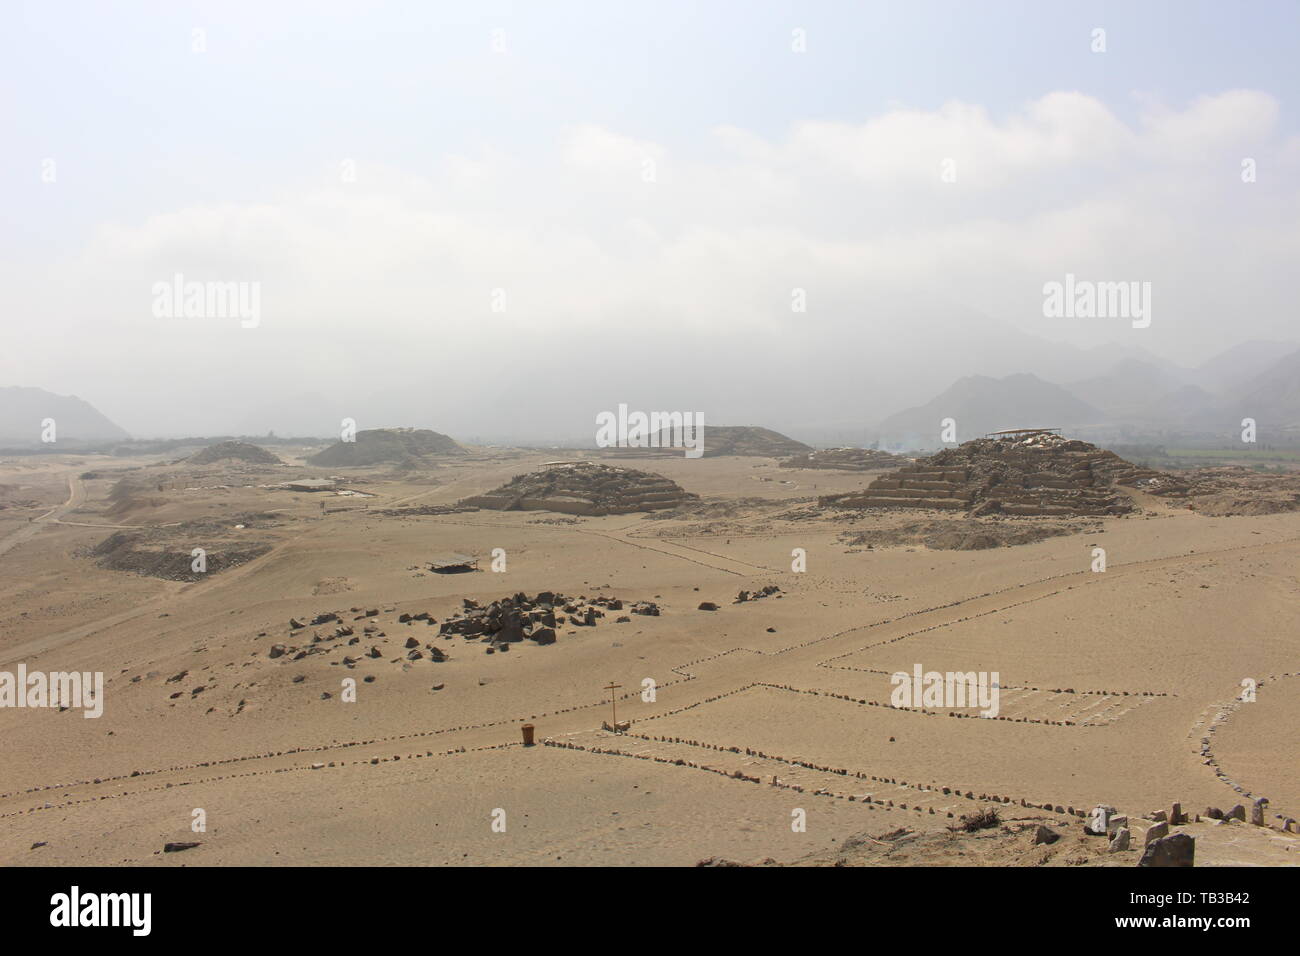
[0, 473, 83, 560]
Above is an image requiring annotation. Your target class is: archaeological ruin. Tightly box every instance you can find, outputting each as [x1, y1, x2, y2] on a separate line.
[820, 430, 1189, 517]
[461, 462, 698, 515]
[188, 440, 283, 465]
[306, 427, 465, 467]
[780, 447, 908, 471]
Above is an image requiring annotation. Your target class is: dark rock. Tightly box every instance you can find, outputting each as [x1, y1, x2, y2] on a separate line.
[1138, 833, 1194, 867]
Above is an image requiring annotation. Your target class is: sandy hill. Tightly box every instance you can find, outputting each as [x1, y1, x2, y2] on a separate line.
[0, 386, 129, 445]
[462, 462, 697, 515]
[189, 440, 283, 465]
[879, 374, 1102, 445]
[822, 430, 1187, 516]
[306, 428, 465, 466]
[665, 425, 811, 458]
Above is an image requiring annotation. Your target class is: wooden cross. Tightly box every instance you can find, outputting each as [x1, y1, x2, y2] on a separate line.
[604, 682, 622, 730]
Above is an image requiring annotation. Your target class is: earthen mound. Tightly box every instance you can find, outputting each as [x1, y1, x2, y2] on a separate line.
[462, 462, 697, 515]
[841, 518, 1087, 551]
[781, 447, 908, 471]
[90, 531, 270, 580]
[189, 440, 282, 465]
[306, 428, 465, 467]
[637, 424, 809, 458]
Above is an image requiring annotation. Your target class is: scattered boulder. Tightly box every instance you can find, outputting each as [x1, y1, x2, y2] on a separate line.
[1138, 832, 1194, 868]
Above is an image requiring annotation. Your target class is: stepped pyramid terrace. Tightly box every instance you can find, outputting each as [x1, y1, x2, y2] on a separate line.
[820, 430, 1189, 517]
[461, 462, 698, 516]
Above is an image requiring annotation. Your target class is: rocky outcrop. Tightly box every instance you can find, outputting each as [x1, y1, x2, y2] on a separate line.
[462, 463, 696, 515]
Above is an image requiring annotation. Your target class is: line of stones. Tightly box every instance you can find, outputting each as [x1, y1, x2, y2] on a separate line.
[546, 733, 1087, 821]
[0, 740, 520, 821]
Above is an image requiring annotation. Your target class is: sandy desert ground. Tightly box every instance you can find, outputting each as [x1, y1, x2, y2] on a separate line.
[1, 448, 1296, 866]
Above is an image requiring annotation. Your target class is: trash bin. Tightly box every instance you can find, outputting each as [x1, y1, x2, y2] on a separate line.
[521, 723, 535, 746]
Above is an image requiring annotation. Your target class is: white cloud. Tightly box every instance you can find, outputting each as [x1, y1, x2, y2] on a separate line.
[4, 90, 1297, 436]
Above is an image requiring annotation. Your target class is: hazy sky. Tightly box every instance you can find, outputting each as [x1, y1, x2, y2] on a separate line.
[3, 1, 1298, 439]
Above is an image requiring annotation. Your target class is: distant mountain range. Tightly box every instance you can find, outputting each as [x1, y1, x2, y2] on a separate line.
[0, 386, 130, 445]
[1234, 348, 1300, 430]
[876, 341, 1300, 447]
[878, 373, 1103, 444]
[7, 339, 1300, 452]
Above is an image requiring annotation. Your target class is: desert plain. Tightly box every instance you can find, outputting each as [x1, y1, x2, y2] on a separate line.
[1, 443, 1297, 867]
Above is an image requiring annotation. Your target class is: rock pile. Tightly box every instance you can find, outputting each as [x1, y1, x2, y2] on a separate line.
[438, 592, 648, 648]
[781, 447, 906, 472]
[462, 463, 697, 515]
[821, 432, 1186, 517]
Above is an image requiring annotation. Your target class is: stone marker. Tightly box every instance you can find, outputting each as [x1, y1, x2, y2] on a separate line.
[1251, 797, 1268, 826]
[1144, 821, 1169, 845]
[1109, 828, 1131, 852]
